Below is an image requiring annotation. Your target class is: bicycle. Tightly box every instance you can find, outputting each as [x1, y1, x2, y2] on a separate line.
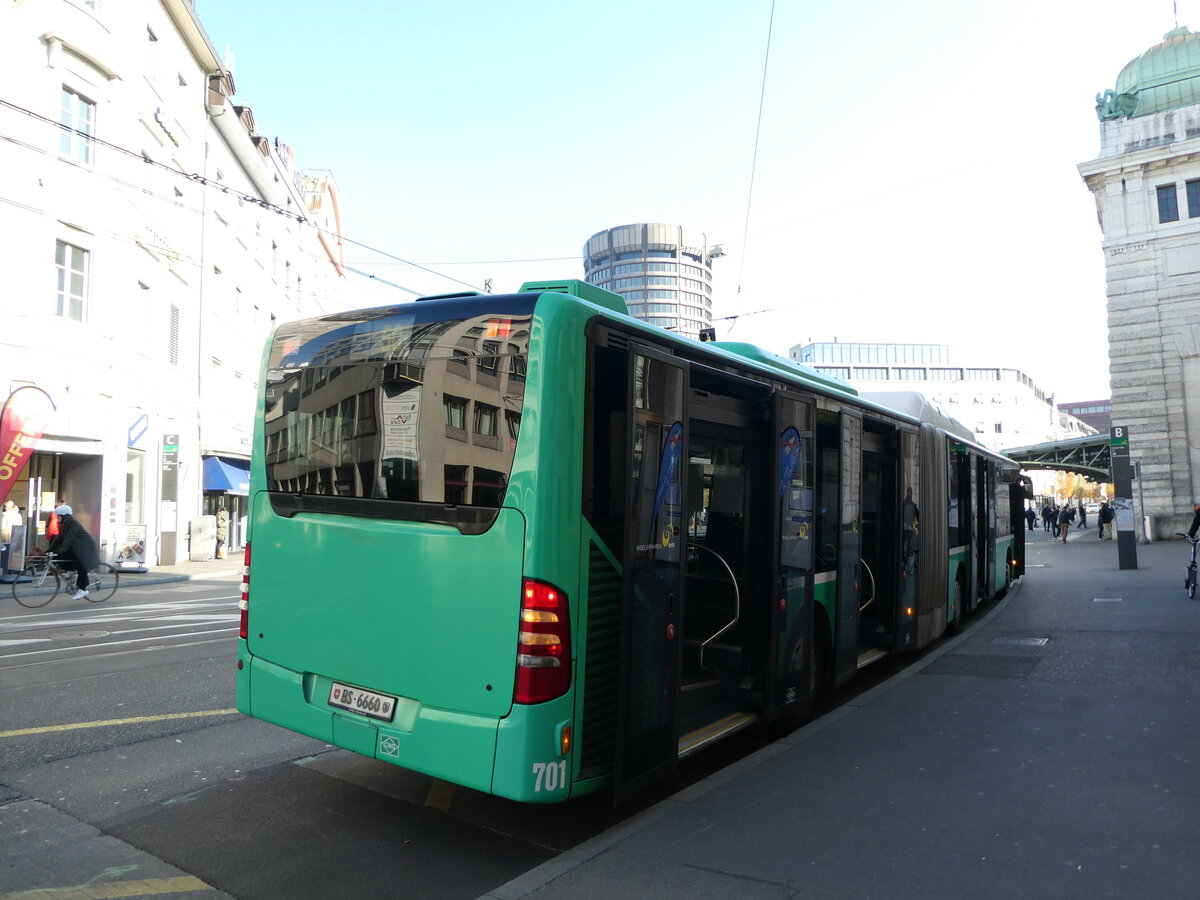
[1178, 533, 1199, 600]
[11, 553, 119, 608]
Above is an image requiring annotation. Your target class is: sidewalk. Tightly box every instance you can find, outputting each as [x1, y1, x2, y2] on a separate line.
[486, 533, 1200, 899]
[118, 556, 242, 586]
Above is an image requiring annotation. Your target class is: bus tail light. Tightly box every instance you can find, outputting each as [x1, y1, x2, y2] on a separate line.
[239, 542, 251, 639]
[514, 578, 571, 704]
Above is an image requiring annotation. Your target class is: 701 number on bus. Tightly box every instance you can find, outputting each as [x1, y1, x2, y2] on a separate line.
[532, 760, 568, 793]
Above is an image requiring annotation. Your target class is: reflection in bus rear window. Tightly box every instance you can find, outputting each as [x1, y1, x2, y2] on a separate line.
[262, 299, 532, 518]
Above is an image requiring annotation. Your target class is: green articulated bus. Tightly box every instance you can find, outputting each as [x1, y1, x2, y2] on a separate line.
[235, 279, 1026, 803]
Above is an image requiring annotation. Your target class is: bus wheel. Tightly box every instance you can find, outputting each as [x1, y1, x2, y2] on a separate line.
[947, 575, 965, 636]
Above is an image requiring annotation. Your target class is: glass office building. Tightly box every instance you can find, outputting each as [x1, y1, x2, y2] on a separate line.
[794, 342, 952, 366]
[582, 223, 716, 340]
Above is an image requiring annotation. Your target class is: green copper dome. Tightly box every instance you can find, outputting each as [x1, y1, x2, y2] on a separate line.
[1097, 26, 1200, 120]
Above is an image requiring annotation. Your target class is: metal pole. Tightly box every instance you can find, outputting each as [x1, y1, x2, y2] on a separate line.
[1136, 459, 1149, 543]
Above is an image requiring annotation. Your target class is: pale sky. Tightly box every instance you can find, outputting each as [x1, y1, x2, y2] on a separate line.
[196, 0, 1197, 403]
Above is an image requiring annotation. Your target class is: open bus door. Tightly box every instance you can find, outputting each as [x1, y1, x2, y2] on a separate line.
[833, 410, 863, 687]
[976, 457, 994, 600]
[764, 391, 817, 718]
[1009, 473, 1028, 578]
[612, 348, 686, 803]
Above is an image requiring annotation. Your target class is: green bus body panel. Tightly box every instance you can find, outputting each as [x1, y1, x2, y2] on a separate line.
[994, 536, 1015, 591]
[813, 576, 837, 638]
[492, 701, 579, 802]
[243, 652, 502, 793]
[518, 279, 626, 315]
[243, 504, 527, 718]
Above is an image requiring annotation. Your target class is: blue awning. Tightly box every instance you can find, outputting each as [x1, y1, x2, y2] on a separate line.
[203, 456, 250, 495]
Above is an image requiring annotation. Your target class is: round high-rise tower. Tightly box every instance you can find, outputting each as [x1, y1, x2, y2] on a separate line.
[582, 223, 718, 340]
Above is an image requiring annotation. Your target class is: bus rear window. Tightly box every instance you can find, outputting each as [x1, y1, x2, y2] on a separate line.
[262, 298, 533, 531]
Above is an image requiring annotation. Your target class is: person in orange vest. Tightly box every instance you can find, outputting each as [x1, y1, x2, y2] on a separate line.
[45, 498, 65, 540]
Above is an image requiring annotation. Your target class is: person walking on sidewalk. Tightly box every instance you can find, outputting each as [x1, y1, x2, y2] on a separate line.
[1057, 504, 1072, 543]
[215, 504, 229, 560]
[1078, 502, 1087, 528]
[46, 504, 100, 599]
[1098, 501, 1115, 539]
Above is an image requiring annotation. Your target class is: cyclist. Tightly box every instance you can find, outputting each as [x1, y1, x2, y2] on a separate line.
[1189, 503, 1200, 540]
[46, 504, 100, 600]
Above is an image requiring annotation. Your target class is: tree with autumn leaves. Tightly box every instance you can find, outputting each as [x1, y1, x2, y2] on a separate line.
[1050, 471, 1111, 503]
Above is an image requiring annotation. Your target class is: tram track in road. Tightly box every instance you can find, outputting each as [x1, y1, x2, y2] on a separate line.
[0, 592, 241, 673]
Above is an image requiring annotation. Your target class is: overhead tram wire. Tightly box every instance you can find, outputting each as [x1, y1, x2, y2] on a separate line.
[0, 98, 482, 296]
[735, 0, 776, 305]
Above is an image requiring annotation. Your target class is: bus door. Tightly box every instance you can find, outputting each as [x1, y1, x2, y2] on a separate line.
[834, 410, 862, 687]
[858, 425, 900, 660]
[765, 391, 816, 716]
[613, 347, 686, 802]
[980, 459, 997, 593]
[678, 367, 769, 747]
[950, 445, 974, 614]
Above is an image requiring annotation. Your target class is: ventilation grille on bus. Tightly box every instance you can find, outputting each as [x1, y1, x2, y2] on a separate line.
[579, 542, 621, 776]
[603, 331, 629, 353]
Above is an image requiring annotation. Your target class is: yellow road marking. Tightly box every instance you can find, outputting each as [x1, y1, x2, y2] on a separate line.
[0, 875, 211, 898]
[0, 709, 239, 739]
[424, 778, 456, 811]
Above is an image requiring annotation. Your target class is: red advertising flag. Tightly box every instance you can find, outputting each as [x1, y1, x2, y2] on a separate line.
[0, 386, 56, 506]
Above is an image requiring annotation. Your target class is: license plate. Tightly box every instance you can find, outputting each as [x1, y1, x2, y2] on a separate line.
[328, 682, 397, 722]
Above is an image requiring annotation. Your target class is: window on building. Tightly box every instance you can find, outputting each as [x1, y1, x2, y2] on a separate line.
[54, 240, 89, 320]
[1157, 184, 1180, 223]
[60, 87, 95, 164]
[965, 368, 1000, 381]
[1187, 180, 1200, 218]
[818, 366, 851, 380]
[473, 402, 498, 437]
[444, 395, 467, 430]
[854, 367, 888, 380]
[476, 340, 500, 377]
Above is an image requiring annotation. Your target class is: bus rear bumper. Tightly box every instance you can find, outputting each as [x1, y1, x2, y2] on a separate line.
[238, 650, 501, 795]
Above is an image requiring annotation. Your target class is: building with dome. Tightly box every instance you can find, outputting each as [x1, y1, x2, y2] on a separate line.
[582, 224, 718, 340]
[1079, 25, 1200, 539]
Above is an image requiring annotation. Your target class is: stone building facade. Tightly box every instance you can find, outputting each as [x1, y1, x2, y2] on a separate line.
[1078, 26, 1200, 539]
[0, 0, 347, 565]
